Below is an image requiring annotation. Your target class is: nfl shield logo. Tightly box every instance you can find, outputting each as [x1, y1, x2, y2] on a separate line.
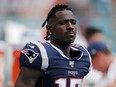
[69, 61, 74, 68]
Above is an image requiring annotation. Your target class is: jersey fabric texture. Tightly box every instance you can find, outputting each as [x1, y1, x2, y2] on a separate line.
[20, 41, 91, 87]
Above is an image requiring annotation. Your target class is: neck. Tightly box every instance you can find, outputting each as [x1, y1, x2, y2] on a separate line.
[50, 39, 71, 57]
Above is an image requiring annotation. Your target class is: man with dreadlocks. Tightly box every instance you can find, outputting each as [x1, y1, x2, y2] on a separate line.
[15, 4, 91, 87]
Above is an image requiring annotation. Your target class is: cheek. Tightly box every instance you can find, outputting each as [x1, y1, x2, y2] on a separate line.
[51, 28, 64, 38]
[74, 26, 78, 33]
[54, 29, 64, 35]
[92, 59, 100, 69]
[92, 59, 103, 71]
[53, 26, 66, 34]
[92, 61, 98, 69]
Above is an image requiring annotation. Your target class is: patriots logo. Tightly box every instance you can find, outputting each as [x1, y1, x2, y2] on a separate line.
[21, 49, 39, 63]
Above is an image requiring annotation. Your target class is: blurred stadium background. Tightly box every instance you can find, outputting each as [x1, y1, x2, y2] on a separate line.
[0, 0, 116, 87]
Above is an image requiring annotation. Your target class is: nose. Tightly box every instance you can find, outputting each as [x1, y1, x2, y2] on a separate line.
[66, 22, 74, 30]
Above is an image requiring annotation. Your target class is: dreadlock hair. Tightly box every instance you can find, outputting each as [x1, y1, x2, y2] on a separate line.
[42, 4, 72, 40]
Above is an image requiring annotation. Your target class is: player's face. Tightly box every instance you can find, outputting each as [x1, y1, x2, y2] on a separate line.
[50, 10, 77, 44]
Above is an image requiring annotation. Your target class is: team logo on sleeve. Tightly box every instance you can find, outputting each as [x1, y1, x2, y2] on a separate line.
[21, 49, 39, 63]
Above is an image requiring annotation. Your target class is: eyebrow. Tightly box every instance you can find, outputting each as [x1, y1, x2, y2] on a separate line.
[58, 18, 76, 22]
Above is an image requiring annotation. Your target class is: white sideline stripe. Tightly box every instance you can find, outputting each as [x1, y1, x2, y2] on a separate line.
[34, 42, 49, 70]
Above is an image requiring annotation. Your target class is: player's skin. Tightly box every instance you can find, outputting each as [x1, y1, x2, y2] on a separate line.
[15, 10, 77, 87]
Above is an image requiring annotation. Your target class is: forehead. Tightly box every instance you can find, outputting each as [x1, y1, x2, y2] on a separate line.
[55, 10, 75, 20]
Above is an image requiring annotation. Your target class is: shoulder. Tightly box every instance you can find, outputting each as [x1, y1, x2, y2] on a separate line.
[21, 41, 45, 62]
[71, 43, 91, 63]
[72, 44, 92, 74]
[71, 44, 90, 55]
[20, 41, 49, 70]
[21, 41, 49, 53]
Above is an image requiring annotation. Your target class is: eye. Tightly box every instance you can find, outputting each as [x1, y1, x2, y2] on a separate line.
[59, 21, 65, 25]
[70, 19, 76, 25]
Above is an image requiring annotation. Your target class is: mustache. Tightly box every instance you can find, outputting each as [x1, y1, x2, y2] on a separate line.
[65, 30, 76, 35]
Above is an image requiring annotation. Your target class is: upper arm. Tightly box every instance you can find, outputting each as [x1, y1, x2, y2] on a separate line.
[15, 42, 47, 87]
[15, 66, 44, 87]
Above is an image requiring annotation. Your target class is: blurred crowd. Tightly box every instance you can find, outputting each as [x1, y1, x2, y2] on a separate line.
[0, 0, 116, 87]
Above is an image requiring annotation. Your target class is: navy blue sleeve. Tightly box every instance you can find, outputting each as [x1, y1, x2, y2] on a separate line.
[19, 42, 42, 69]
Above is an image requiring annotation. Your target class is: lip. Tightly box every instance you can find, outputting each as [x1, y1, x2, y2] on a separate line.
[66, 34, 76, 38]
[66, 32, 75, 36]
[67, 33, 75, 36]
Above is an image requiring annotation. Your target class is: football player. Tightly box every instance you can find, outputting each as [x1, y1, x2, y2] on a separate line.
[15, 4, 91, 87]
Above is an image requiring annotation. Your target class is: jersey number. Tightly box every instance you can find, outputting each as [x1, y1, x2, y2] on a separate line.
[55, 78, 82, 87]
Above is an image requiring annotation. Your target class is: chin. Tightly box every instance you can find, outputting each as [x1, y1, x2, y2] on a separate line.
[65, 39, 75, 44]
